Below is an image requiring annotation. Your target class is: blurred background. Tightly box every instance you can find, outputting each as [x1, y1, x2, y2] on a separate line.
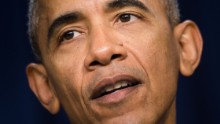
[0, 0, 219, 124]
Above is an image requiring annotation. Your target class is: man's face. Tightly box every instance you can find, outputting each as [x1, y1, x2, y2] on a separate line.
[36, 0, 180, 123]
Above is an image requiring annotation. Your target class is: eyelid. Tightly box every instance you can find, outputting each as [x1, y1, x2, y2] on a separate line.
[120, 14, 138, 22]
[57, 25, 85, 42]
[115, 11, 143, 22]
[59, 30, 82, 42]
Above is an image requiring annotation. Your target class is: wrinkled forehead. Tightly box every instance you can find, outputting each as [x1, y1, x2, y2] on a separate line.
[37, 0, 165, 16]
[35, 0, 167, 40]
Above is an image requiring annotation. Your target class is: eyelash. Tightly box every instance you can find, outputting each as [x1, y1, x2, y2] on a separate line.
[116, 12, 142, 23]
[59, 30, 82, 43]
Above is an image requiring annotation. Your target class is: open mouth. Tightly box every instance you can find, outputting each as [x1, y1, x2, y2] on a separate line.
[90, 77, 140, 100]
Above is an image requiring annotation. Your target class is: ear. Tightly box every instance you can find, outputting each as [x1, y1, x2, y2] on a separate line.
[26, 63, 60, 114]
[174, 20, 203, 76]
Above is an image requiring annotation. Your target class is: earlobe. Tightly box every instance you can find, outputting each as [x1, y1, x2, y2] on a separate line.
[174, 20, 203, 76]
[26, 63, 60, 114]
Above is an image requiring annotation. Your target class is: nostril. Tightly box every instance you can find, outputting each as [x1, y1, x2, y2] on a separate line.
[89, 54, 122, 67]
[111, 54, 122, 60]
[89, 60, 100, 67]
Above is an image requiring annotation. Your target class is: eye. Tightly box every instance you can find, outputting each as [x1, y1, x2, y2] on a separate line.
[60, 30, 81, 42]
[118, 13, 139, 23]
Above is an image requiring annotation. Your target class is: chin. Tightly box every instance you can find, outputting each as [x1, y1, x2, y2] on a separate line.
[98, 112, 158, 124]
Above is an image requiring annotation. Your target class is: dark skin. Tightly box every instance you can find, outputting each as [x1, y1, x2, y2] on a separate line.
[27, 0, 203, 123]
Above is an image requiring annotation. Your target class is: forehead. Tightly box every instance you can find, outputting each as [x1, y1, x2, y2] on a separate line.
[38, 0, 164, 17]
[36, 0, 165, 30]
[36, 0, 166, 44]
[36, 0, 167, 42]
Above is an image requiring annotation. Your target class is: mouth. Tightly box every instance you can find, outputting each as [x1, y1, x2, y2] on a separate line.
[90, 75, 141, 101]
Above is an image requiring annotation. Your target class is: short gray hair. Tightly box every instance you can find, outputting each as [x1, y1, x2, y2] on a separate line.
[163, 0, 180, 26]
[28, 0, 41, 61]
[28, 0, 180, 61]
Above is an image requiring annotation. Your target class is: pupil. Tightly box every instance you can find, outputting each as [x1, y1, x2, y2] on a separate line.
[120, 14, 130, 22]
[64, 31, 74, 40]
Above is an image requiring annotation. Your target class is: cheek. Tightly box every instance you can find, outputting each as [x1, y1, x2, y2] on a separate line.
[124, 25, 179, 103]
[45, 49, 86, 101]
[45, 57, 91, 118]
[48, 41, 86, 83]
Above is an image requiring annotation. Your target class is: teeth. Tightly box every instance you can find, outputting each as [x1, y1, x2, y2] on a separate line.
[105, 86, 114, 92]
[114, 83, 122, 89]
[104, 81, 130, 93]
[121, 81, 128, 87]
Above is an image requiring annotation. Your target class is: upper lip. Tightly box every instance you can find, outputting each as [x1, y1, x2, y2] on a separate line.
[90, 75, 141, 100]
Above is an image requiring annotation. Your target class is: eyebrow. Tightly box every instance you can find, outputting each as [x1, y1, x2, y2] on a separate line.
[107, 0, 149, 12]
[48, 12, 82, 41]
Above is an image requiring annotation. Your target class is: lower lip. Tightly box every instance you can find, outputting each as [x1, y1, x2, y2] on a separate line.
[92, 84, 140, 105]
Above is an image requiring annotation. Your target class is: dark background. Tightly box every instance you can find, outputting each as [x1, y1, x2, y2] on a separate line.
[0, 0, 219, 124]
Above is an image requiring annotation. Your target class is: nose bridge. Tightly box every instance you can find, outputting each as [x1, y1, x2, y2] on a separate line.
[90, 22, 111, 51]
[87, 7, 116, 52]
[88, 22, 116, 62]
[84, 20, 127, 70]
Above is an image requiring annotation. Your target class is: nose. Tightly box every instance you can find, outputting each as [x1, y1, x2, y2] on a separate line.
[84, 27, 127, 70]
